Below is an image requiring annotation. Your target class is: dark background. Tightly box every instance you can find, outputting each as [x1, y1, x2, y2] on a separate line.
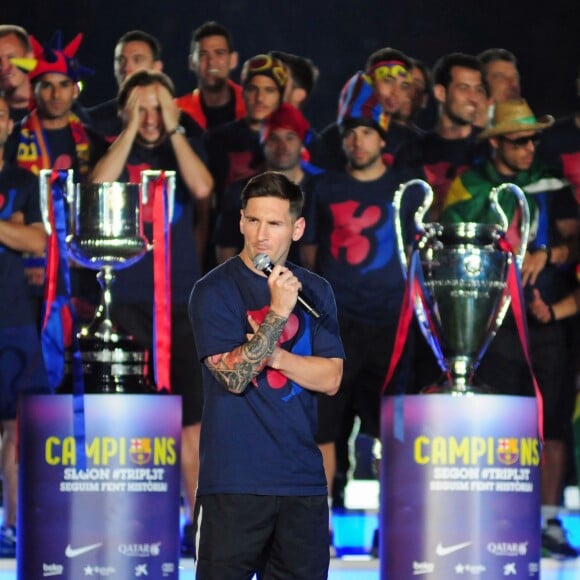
[3, 0, 579, 128]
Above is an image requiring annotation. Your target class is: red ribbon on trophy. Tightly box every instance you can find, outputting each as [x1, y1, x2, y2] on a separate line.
[382, 236, 544, 445]
[151, 172, 172, 393]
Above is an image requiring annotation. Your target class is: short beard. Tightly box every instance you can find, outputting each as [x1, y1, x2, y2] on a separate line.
[446, 106, 473, 127]
[202, 77, 228, 94]
[267, 158, 300, 172]
[349, 151, 381, 171]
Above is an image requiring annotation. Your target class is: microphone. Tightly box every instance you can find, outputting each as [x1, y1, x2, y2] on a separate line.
[253, 253, 321, 319]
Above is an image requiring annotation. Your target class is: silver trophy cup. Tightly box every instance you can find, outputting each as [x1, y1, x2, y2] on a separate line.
[39, 169, 175, 393]
[393, 179, 530, 394]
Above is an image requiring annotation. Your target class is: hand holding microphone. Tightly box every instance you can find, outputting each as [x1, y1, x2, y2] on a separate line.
[253, 254, 321, 319]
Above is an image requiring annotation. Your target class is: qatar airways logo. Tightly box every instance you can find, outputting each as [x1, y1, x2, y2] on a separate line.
[118, 542, 161, 557]
[487, 541, 528, 557]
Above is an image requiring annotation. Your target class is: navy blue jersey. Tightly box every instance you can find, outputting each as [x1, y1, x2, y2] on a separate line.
[0, 165, 42, 327]
[396, 128, 488, 218]
[189, 256, 344, 496]
[113, 138, 207, 304]
[538, 115, 580, 202]
[203, 118, 264, 209]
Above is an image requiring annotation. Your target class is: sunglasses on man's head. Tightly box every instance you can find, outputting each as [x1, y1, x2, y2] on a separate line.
[245, 55, 287, 87]
[499, 134, 540, 148]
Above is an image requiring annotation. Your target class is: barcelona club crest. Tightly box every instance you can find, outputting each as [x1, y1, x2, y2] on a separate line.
[130, 438, 152, 465]
[497, 438, 519, 465]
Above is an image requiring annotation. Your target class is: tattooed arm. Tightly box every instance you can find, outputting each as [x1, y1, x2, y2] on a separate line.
[204, 309, 288, 394]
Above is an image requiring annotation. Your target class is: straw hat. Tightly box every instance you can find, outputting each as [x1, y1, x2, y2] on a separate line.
[477, 99, 554, 140]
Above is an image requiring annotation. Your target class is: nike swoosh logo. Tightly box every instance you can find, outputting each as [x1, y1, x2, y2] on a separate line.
[436, 541, 472, 556]
[65, 542, 103, 558]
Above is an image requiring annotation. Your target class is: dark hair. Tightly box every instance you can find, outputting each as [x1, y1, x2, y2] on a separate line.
[0, 25, 31, 52]
[365, 47, 413, 72]
[478, 48, 518, 67]
[116, 30, 162, 61]
[117, 70, 174, 110]
[241, 171, 304, 218]
[340, 117, 387, 141]
[478, 49, 519, 94]
[432, 52, 483, 89]
[191, 21, 234, 53]
[269, 51, 319, 98]
[411, 58, 433, 96]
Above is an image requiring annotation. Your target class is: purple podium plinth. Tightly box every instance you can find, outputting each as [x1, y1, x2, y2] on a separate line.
[18, 394, 182, 579]
[380, 395, 541, 579]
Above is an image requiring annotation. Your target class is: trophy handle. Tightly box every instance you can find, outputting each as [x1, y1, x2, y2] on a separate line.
[141, 170, 176, 222]
[393, 178, 434, 277]
[39, 169, 75, 235]
[393, 179, 447, 373]
[473, 184, 530, 377]
[488, 183, 530, 268]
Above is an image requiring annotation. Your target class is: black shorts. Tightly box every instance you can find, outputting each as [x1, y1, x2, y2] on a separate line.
[193, 494, 329, 579]
[316, 316, 410, 443]
[112, 302, 203, 426]
[478, 316, 574, 440]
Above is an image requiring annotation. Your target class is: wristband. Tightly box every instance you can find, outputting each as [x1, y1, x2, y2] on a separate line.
[547, 304, 555, 323]
[537, 245, 550, 265]
[167, 125, 186, 138]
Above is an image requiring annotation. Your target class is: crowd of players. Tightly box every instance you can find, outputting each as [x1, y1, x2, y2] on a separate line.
[0, 20, 578, 561]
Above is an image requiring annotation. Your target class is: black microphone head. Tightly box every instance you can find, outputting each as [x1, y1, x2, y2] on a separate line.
[253, 253, 273, 273]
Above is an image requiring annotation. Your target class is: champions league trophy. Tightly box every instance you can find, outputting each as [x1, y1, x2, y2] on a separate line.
[39, 169, 175, 393]
[393, 179, 530, 394]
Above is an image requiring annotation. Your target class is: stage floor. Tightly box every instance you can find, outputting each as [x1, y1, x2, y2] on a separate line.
[1, 510, 578, 579]
[0, 553, 579, 579]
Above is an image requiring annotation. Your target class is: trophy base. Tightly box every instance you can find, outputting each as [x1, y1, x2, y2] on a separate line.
[58, 335, 155, 394]
[421, 381, 492, 396]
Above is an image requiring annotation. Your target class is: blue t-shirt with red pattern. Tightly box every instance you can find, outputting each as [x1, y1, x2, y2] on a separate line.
[113, 139, 206, 304]
[303, 167, 424, 324]
[189, 256, 344, 496]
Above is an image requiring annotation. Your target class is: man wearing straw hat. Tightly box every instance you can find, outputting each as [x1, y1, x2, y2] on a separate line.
[442, 98, 580, 558]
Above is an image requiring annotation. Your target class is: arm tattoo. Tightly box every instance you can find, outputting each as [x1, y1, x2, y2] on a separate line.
[205, 310, 288, 394]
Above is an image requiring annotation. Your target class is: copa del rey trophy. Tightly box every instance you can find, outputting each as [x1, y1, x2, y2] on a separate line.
[393, 179, 530, 394]
[39, 169, 175, 393]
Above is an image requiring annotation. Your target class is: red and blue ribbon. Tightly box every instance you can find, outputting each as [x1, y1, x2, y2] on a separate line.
[382, 240, 543, 446]
[41, 170, 87, 469]
[151, 174, 172, 393]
